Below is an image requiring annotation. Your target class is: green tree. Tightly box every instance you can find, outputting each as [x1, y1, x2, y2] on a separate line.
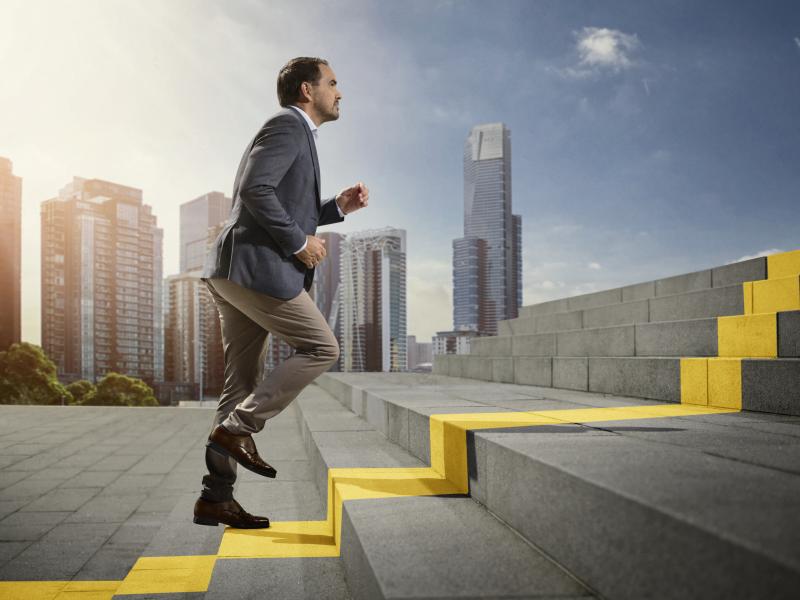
[65, 379, 96, 406]
[0, 342, 72, 405]
[86, 372, 159, 407]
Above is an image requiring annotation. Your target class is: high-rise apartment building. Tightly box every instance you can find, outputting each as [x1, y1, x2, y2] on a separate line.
[453, 123, 522, 336]
[40, 177, 164, 385]
[164, 271, 207, 400]
[180, 191, 231, 273]
[0, 158, 22, 351]
[340, 227, 407, 372]
[163, 193, 232, 401]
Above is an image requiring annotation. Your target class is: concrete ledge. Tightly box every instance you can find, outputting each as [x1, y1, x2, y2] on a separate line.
[566, 287, 622, 312]
[492, 358, 514, 383]
[778, 311, 800, 358]
[512, 332, 556, 356]
[470, 336, 512, 356]
[635, 318, 718, 357]
[622, 280, 656, 302]
[649, 284, 744, 322]
[522, 297, 569, 318]
[589, 357, 681, 402]
[583, 298, 650, 329]
[513, 357, 552, 386]
[557, 325, 635, 357]
[655, 269, 712, 297]
[553, 357, 588, 391]
[742, 359, 800, 416]
[712, 257, 767, 288]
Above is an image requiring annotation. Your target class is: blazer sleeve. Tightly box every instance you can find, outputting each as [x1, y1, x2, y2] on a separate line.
[318, 196, 346, 226]
[238, 115, 308, 258]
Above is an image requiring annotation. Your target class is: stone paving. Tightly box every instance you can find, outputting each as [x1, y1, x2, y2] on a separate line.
[0, 399, 350, 598]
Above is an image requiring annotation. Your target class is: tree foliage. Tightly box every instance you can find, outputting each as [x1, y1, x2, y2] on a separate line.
[0, 342, 72, 405]
[87, 372, 159, 407]
[65, 379, 95, 405]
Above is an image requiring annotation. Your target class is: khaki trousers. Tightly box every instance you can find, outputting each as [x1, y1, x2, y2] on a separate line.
[200, 277, 339, 502]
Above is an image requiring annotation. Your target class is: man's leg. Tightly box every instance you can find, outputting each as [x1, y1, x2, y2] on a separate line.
[201, 278, 269, 502]
[207, 278, 339, 436]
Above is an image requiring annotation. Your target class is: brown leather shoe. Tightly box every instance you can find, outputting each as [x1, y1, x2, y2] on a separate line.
[207, 425, 277, 478]
[193, 497, 270, 529]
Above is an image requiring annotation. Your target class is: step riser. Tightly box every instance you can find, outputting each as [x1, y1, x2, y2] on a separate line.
[433, 356, 800, 415]
[476, 313, 799, 358]
[521, 257, 766, 318]
[509, 284, 746, 335]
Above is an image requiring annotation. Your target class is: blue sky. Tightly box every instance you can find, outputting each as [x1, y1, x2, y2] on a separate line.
[2, 0, 799, 343]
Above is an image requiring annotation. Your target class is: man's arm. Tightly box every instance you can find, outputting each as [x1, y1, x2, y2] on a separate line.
[318, 195, 346, 226]
[238, 116, 307, 258]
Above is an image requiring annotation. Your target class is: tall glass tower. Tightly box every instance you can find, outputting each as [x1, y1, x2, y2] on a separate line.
[453, 123, 521, 335]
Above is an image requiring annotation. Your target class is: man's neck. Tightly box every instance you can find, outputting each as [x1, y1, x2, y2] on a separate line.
[291, 103, 322, 128]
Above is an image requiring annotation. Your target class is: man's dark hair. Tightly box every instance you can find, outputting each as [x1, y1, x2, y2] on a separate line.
[277, 57, 329, 107]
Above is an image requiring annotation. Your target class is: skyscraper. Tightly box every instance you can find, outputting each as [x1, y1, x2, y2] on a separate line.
[453, 123, 522, 336]
[164, 271, 206, 400]
[180, 191, 232, 273]
[308, 231, 345, 372]
[0, 158, 22, 351]
[340, 227, 407, 372]
[162, 192, 233, 401]
[41, 177, 164, 385]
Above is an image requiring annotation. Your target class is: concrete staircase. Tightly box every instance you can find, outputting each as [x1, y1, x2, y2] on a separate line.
[434, 249, 800, 415]
[315, 372, 800, 599]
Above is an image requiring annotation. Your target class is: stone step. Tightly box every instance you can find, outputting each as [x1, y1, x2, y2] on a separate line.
[317, 372, 800, 600]
[476, 310, 800, 359]
[520, 255, 767, 318]
[433, 355, 800, 415]
[475, 317, 717, 357]
[294, 386, 597, 600]
[503, 281, 748, 335]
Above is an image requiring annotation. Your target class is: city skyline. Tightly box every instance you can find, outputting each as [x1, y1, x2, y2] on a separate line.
[3, 0, 798, 345]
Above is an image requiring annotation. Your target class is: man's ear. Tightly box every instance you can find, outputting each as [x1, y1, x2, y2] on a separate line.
[300, 82, 312, 102]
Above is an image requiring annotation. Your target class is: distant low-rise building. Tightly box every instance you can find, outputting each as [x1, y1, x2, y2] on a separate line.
[432, 329, 482, 356]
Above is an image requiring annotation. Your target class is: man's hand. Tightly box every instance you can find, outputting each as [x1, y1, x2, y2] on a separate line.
[335, 182, 369, 215]
[296, 235, 326, 269]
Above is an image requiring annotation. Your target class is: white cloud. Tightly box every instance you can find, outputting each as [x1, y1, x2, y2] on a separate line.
[587, 262, 601, 270]
[794, 37, 800, 49]
[558, 27, 641, 79]
[728, 249, 784, 264]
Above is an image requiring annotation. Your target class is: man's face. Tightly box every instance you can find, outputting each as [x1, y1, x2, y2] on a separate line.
[308, 63, 341, 123]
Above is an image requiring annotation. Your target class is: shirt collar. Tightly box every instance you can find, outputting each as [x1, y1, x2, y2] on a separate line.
[289, 105, 318, 139]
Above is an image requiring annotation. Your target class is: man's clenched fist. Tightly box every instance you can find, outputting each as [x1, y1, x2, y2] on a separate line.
[296, 235, 326, 269]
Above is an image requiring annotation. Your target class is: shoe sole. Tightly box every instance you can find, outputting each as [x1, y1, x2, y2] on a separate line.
[193, 515, 270, 529]
[206, 440, 277, 478]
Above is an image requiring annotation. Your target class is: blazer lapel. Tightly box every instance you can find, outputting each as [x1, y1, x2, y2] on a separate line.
[300, 118, 322, 207]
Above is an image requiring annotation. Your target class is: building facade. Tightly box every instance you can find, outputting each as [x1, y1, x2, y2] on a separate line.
[407, 334, 433, 371]
[180, 191, 232, 273]
[453, 123, 522, 335]
[432, 329, 481, 355]
[40, 177, 163, 385]
[339, 227, 407, 372]
[0, 158, 22, 352]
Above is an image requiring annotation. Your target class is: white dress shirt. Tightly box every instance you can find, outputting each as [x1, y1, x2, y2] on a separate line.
[288, 104, 345, 255]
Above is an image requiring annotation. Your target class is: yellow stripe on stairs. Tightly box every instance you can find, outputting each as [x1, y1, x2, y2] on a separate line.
[681, 248, 800, 409]
[0, 402, 740, 599]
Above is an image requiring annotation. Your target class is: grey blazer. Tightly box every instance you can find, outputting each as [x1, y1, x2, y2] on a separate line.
[201, 107, 345, 299]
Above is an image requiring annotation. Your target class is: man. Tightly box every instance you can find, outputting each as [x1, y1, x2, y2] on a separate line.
[193, 57, 369, 528]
